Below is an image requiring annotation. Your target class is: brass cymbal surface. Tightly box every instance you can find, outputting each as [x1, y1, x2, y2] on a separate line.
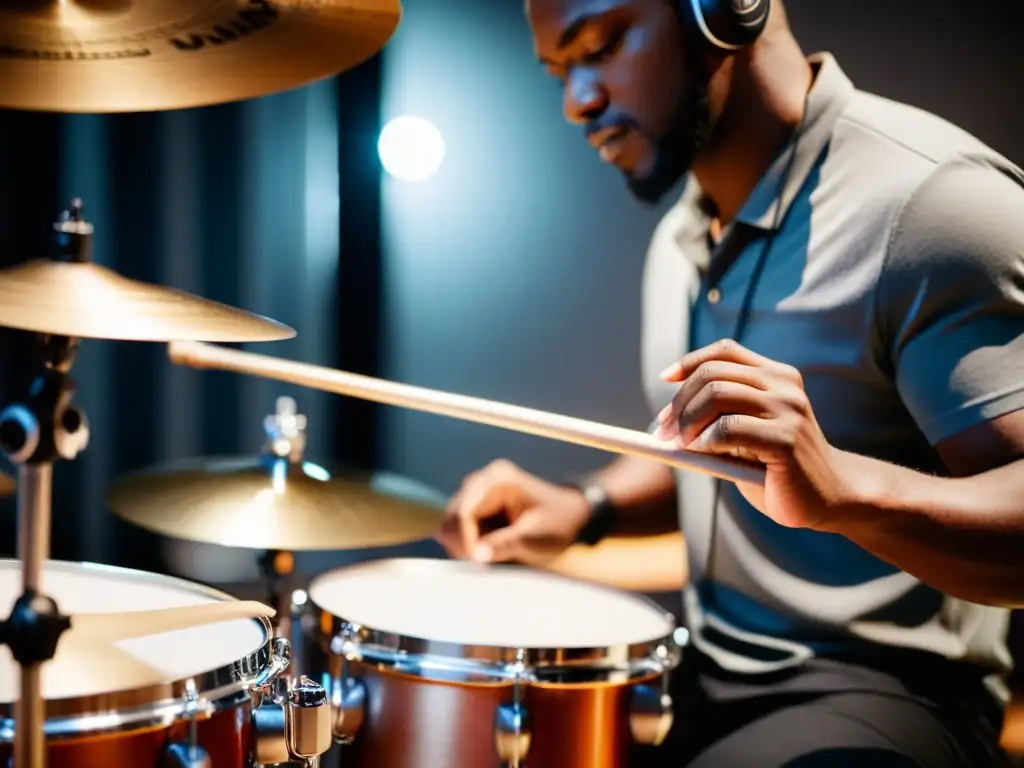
[0, 0, 402, 113]
[107, 456, 447, 551]
[0, 259, 295, 341]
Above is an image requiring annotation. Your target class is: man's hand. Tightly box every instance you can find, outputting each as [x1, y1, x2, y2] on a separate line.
[655, 339, 864, 530]
[436, 460, 591, 566]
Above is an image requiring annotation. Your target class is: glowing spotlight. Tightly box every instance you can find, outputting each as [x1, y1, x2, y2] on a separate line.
[378, 115, 445, 182]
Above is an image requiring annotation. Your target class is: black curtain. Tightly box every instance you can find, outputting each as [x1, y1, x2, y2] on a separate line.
[0, 62, 383, 587]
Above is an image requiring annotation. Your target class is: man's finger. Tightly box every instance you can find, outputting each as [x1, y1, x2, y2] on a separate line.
[454, 482, 516, 555]
[473, 519, 529, 563]
[660, 339, 768, 383]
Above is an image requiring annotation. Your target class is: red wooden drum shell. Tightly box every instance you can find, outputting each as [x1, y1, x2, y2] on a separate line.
[335, 657, 658, 768]
[0, 707, 253, 767]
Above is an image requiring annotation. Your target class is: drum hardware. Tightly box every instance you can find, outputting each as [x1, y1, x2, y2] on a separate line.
[0, 323, 91, 768]
[252, 640, 332, 767]
[106, 395, 446, 551]
[167, 340, 767, 486]
[326, 650, 366, 746]
[161, 681, 212, 768]
[0, 0, 403, 113]
[627, 660, 675, 748]
[494, 651, 531, 768]
[0, 200, 296, 768]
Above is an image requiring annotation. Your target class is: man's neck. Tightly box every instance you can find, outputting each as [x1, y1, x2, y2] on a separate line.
[692, 44, 814, 226]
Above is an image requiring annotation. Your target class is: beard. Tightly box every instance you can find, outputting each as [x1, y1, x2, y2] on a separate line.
[626, 87, 712, 204]
[625, 50, 715, 205]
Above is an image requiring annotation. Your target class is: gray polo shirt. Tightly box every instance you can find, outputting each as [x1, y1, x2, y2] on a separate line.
[640, 53, 1022, 685]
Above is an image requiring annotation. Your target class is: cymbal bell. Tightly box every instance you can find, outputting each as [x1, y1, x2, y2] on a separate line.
[0, 0, 402, 113]
[0, 259, 295, 341]
[106, 456, 447, 551]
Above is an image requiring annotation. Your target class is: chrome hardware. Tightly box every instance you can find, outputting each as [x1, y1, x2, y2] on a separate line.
[161, 680, 212, 767]
[330, 669, 366, 744]
[286, 677, 332, 759]
[327, 626, 367, 744]
[629, 671, 674, 747]
[494, 651, 531, 767]
[253, 667, 332, 767]
[161, 743, 211, 768]
[251, 637, 293, 705]
[263, 396, 307, 462]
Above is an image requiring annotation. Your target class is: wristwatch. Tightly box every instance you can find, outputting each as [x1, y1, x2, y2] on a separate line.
[565, 480, 618, 546]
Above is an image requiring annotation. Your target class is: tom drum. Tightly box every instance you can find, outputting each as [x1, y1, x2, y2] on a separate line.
[0, 559, 331, 767]
[303, 558, 683, 768]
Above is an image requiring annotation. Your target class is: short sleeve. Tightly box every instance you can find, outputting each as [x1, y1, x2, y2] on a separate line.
[877, 158, 1024, 445]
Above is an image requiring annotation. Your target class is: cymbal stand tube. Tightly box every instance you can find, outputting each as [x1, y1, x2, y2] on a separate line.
[0, 336, 89, 768]
[13, 464, 52, 768]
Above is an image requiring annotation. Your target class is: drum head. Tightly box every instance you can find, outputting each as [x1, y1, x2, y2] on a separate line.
[0, 560, 268, 705]
[308, 558, 675, 650]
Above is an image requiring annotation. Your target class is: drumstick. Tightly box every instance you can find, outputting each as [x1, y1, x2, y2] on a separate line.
[168, 341, 766, 486]
[69, 600, 276, 644]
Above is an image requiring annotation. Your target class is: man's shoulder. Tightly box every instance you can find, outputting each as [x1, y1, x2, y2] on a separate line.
[813, 90, 1023, 265]
[838, 90, 1000, 168]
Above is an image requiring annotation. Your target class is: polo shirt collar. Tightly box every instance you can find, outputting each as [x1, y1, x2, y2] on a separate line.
[735, 52, 855, 230]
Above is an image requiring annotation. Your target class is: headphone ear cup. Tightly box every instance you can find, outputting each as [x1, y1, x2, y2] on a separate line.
[685, 0, 771, 52]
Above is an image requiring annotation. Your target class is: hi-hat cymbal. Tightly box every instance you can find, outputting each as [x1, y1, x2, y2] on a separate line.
[0, 0, 402, 113]
[107, 456, 446, 551]
[0, 259, 295, 341]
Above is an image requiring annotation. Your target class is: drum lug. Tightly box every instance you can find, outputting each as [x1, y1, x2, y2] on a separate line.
[253, 675, 332, 766]
[160, 743, 212, 768]
[329, 674, 366, 744]
[495, 658, 531, 768]
[494, 701, 532, 767]
[628, 675, 674, 747]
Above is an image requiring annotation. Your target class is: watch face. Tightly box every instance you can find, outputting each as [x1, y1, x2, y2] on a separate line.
[583, 484, 609, 507]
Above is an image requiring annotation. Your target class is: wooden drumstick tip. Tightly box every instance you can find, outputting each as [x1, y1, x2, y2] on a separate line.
[167, 339, 210, 368]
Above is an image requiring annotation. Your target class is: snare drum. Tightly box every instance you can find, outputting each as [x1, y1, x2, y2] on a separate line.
[0, 559, 330, 767]
[304, 558, 683, 768]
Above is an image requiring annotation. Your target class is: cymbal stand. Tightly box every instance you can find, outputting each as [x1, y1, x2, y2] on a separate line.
[0, 201, 94, 768]
[256, 397, 307, 682]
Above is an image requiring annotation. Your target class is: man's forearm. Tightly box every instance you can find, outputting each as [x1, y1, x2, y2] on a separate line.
[825, 451, 1024, 607]
[590, 454, 679, 536]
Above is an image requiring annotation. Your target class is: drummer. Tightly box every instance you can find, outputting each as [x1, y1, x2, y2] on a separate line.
[438, 0, 1023, 765]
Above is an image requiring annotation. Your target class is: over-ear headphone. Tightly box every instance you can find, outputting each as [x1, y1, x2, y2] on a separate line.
[684, 0, 771, 52]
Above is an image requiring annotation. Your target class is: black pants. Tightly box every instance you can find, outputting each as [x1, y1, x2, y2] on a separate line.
[631, 649, 1008, 767]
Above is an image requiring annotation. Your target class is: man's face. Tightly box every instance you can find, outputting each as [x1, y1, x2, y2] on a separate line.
[528, 0, 713, 204]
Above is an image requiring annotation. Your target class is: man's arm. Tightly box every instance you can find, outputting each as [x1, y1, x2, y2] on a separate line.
[549, 455, 685, 590]
[822, 159, 1024, 606]
[549, 532, 688, 591]
[824, 419, 1024, 607]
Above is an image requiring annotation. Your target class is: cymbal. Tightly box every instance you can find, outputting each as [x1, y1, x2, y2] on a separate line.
[0, 259, 295, 341]
[106, 456, 447, 551]
[0, 0, 402, 113]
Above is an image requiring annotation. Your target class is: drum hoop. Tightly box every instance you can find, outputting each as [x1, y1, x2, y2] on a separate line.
[307, 560, 684, 684]
[0, 559, 275, 742]
[334, 628, 683, 684]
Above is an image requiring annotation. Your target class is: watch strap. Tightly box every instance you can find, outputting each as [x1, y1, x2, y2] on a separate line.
[564, 479, 618, 546]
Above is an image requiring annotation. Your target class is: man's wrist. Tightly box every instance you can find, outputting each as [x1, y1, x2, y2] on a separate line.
[563, 478, 619, 546]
